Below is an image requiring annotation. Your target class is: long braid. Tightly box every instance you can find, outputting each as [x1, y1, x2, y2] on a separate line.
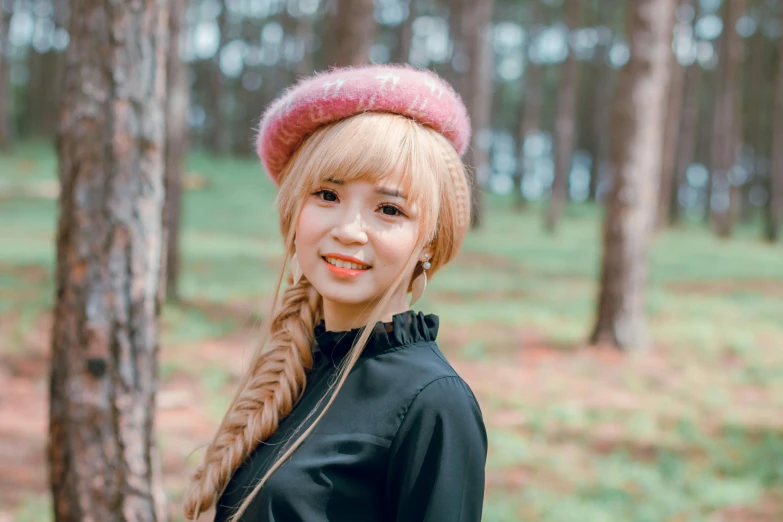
[184, 277, 321, 519]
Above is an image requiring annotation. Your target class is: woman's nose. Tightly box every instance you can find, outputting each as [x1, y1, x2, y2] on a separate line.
[331, 208, 368, 245]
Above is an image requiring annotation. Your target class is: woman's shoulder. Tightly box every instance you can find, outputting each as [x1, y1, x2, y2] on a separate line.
[376, 339, 481, 412]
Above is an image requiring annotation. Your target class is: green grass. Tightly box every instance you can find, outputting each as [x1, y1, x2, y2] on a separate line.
[1, 144, 782, 521]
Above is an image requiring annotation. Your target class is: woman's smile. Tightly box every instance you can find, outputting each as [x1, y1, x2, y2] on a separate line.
[321, 253, 372, 278]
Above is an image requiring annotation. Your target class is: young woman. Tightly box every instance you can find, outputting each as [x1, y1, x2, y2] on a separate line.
[184, 65, 487, 522]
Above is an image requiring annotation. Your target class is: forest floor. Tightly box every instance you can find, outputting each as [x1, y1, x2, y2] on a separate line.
[1, 144, 783, 522]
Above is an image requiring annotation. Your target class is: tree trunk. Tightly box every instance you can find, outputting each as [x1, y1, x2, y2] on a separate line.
[670, 56, 702, 225]
[709, 0, 745, 237]
[49, 0, 169, 520]
[742, 23, 767, 224]
[589, 0, 625, 202]
[21, 47, 44, 137]
[767, 14, 783, 242]
[591, 0, 676, 351]
[210, 2, 231, 155]
[657, 2, 690, 229]
[698, 66, 717, 222]
[331, 0, 376, 67]
[453, 0, 494, 228]
[165, 0, 189, 302]
[295, 10, 314, 76]
[589, 49, 613, 201]
[545, 0, 582, 233]
[0, 0, 13, 151]
[513, 0, 544, 210]
[394, 0, 415, 64]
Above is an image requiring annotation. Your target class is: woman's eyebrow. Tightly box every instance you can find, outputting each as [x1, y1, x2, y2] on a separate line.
[324, 177, 406, 198]
[376, 187, 407, 198]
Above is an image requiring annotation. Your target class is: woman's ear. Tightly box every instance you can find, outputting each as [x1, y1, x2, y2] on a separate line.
[419, 240, 434, 261]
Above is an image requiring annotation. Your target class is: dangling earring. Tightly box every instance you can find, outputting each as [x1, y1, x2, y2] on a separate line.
[290, 253, 303, 285]
[410, 254, 432, 305]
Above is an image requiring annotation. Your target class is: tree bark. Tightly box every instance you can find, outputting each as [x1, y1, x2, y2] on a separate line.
[453, 0, 494, 228]
[394, 0, 415, 64]
[545, 0, 582, 233]
[331, 0, 376, 67]
[49, 0, 169, 520]
[0, 0, 13, 151]
[767, 12, 783, 242]
[656, 2, 690, 229]
[709, 0, 745, 237]
[591, 0, 676, 350]
[513, 0, 544, 210]
[165, 0, 189, 302]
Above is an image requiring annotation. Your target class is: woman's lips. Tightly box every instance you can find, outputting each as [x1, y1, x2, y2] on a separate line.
[321, 256, 371, 278]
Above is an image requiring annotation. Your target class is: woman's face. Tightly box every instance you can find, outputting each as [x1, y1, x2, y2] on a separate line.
[295, 177, 427, 329]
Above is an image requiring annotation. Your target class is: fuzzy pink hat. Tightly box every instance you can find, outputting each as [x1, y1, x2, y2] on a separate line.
[256, 64, 471, 185]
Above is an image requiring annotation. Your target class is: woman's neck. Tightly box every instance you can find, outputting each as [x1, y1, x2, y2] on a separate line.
[321, 292, 410, 332]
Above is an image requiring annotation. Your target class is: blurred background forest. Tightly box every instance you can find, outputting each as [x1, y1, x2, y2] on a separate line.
[0, 0, 782, 521]
[1, 0, 783, 236]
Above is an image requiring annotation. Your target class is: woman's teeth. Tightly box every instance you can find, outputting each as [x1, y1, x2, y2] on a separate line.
[324, 257, 369, 270]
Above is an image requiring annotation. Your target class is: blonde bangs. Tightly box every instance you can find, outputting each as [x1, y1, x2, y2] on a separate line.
[276, 112, 447, 241]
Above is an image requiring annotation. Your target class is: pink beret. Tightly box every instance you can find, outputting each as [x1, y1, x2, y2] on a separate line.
[256, 64, 471, 185]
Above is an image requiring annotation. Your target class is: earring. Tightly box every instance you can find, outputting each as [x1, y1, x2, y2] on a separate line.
[290, 253, 303, 285]
[410, 254, 432, 305]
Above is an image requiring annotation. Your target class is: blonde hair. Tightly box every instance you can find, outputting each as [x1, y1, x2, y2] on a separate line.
[184, 112, 471, 520]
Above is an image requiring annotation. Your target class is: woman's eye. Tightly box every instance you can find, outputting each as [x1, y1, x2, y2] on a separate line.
[314, 189, 338, 202]
[380, 205, 403, 217]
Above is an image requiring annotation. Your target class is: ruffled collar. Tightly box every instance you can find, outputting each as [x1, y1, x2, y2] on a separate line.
[313, 310, 438, 364]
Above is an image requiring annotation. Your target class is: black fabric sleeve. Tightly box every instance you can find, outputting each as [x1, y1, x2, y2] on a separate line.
[385, 376, 488, 522]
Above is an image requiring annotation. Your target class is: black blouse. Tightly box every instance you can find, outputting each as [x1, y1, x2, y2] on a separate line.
[214, 310, 487, 522]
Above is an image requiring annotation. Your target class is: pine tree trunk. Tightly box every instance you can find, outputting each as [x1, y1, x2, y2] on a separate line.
[589, 48, 613, 202]
[295, 11, 314, 76]
[742, 25, 767, 224]
[671, 58, 702, 224]
[591, 0, 676, 350]
[0, 1, 13, 151]
[699, 67, 717, 222]
[165, 0, 189, 302]
[453, 0, 494, 228]
[210, 2, 231, 155]
[49, 0, 169, 520]
[394, 0, 415, 64]
[331, 0, 376, 66]
[21, 48, 44, 137]
[657, 2, 689, 229]
[589, 0, 625, 202]
[513, 0, 544, 210]
[709, 0, 745, 237]
[767, 14, 783, 242]
[41, 51, 66, 136]
[545, 0, 582, 233]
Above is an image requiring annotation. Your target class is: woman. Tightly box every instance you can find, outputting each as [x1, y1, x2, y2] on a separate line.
[184, 65, 487, 522]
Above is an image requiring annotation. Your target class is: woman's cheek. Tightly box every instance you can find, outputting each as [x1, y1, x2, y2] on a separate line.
[296, 203, 321, 241]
